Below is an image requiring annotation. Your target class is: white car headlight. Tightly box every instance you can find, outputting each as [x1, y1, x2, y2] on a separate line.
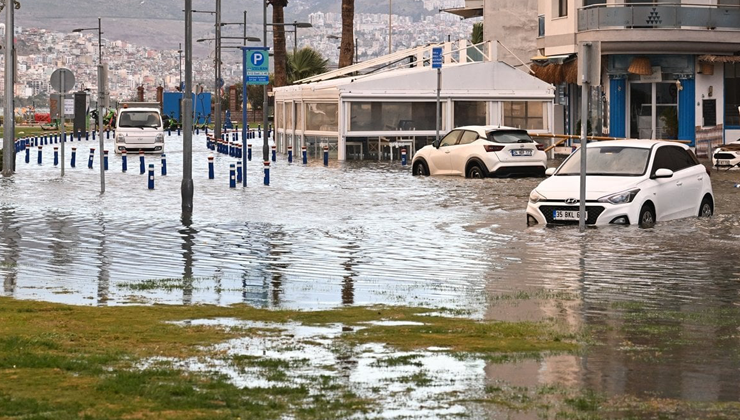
[116, 135, 124, 142]
[598, 189, 640, 205]
[156, 134, 164, 142]
[529, 189, 546, 204]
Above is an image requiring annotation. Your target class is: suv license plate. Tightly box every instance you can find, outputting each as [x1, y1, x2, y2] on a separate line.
[717, 160, 732, 166]
[511, 149, 533, 157]
[553, 210, 580, 221]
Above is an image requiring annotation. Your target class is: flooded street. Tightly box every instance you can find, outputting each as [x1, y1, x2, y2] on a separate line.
[3, 133, 740, 416]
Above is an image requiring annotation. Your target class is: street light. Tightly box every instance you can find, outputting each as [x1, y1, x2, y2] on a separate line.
[73, 17, 106, 193]
[178, 43, 182, 90]
[267, 21, 312, 54]
[72, 17, 103, 64]
[197, 36, 260, 43]
[221, 11, 249, 46]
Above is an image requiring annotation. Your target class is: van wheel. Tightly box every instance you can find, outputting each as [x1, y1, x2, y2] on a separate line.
[639, 203, 655, 228]
[466, 164, 485, 179]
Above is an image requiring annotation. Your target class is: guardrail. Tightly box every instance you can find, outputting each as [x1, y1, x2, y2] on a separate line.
[578, 4, 740, 31]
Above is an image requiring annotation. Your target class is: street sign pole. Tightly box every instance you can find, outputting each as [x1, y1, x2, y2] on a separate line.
[51, 68, 76, 178]
[242, 47, 248, 187]
[578, 43, 591, 232]
[60, 74, 66, 177]
[2, 0, 14, 177]
[432, 47, 442, 143]
[244, 47, 270, 164]
[98, 64, 107, 194]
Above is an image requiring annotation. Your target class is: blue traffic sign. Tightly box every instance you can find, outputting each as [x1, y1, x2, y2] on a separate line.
[243, 47, 270, 86]
[432, 47, 443, 69]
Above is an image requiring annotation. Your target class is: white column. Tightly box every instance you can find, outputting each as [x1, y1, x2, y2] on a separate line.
[338, 99, 346, 161]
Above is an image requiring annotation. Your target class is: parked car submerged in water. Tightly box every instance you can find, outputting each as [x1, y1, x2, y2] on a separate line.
[411, 126, 547, 178]
[526, 140, 714, 228]
[114, 103, 165, 154]
[712, 139, 740, 170]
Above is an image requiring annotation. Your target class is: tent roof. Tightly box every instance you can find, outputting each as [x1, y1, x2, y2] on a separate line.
[274, 61, 554, 101]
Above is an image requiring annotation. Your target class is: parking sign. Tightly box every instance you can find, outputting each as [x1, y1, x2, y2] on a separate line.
[244, 47, 270, 85]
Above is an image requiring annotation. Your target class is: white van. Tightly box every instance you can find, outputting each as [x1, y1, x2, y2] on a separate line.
[114, 104, 164, 154]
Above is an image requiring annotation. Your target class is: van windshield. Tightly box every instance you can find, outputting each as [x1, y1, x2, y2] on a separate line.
[119, 111, 161, 128]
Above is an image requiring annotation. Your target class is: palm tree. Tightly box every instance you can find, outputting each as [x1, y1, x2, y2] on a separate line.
[472, 22, 483, 44]
[288, 47, 329, 84]
[339, 0, 354, 68]
[269, 0, 289, 87]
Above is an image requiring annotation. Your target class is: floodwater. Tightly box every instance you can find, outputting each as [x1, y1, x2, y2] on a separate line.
[3, 133, 740, 415]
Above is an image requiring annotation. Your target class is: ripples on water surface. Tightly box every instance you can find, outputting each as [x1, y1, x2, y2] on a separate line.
[3, 134, 740, 406]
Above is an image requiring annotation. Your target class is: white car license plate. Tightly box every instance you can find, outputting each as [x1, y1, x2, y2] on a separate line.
[553, 210, 580, 221]
[511, 149, 533, 157]
[717, 160, 732, 166]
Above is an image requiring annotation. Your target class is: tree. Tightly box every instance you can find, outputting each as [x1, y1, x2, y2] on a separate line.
[472, 22, 483, 44]
[287, 47, 329, 84]
[269, 0, 289, 87]
[339, 0, 354, 68]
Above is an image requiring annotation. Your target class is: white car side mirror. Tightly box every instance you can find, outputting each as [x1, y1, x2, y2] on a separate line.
[653, 168, 674, 179]
[545, 168, 556, 176]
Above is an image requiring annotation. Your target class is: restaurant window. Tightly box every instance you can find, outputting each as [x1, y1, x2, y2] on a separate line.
[275, 102, 283, 130]
[725, 62, 740, 127]
[454, 101, 487, 127]
[349, 102, 444, 132]
[305, 103, 339, 131]
[503, 101, 548, 130]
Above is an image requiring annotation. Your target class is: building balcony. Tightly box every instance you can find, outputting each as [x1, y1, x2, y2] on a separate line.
[578, 4, 740, 32]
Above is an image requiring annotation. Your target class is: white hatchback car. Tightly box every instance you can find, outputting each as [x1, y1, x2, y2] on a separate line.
[411, 126, 547, 178]
[526, 140, 714, 228]
[712, 139, 740, 170]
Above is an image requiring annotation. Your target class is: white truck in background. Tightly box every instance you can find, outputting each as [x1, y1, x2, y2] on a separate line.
[114, 102, 164, 154]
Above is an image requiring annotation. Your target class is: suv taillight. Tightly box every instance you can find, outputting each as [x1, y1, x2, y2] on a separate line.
[484, 145, 505, 152]
[536, 143, 544, 151]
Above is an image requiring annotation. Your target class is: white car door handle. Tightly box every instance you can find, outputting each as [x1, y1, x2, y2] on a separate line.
[676, 182, 683, 186]
[697, 177, 703, 181]
[445, 150, 451, 154]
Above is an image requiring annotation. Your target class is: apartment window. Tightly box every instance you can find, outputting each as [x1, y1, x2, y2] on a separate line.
[718, 0, 740, 5]
[538, 15, 545, 37]
[557, 0, 568, 17]
[725, 63, 740, 127]
[583, 0, 606, 5]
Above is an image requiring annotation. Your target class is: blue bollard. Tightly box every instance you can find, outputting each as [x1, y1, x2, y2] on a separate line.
[168, 129, 171, 136]
[104, 150, 109, 171]
[205, 127, 208, 136]
[71, 147, 77, 168]
[302, 146, 307, 165]
[106, 130, 110, 140]
[122, 150, 128, 172]
[161, 154, 167, 176]
[323, 146, 329, 166]
[88, 148, 95, 169]
[229, 163, 236, 188]
[401, 148, 407, 166]
[25, 144, 30, 164]
[177, 127, 181, 136]
[236, 160, 242, 184]
[208, 155, 214, 179]
[139, 151, 145, 175]
[235, 131, 239, 141]
[196, 127, 199, 135]
[54, 147, 59, 166]
[271, 146, 276, 163]
[258, 124, 262, 139]
[70, 133, 74, 143]
[85, 131, 89, 141]
[148, 164, 155, 190]
[93, 130, 96, 141]
[288, 146, 293, 163]
[37, 146, 43, 165]
[77, 132, 81, 141]
[236, 144, 242, 159]
[263, 161, 270, 186]
[229, 142, 234, 157]
[248, 144, 252, 161]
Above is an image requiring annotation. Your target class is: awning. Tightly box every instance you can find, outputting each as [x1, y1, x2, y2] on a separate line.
[441, 6, 483, 19]
[699, 54, 740, 64]
[531, 54, 572, 63]
[531, 60, 579, 85]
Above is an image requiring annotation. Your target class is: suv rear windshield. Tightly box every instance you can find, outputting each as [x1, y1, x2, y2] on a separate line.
[118, 111, 161, 128]
[487, 130, 533, 144]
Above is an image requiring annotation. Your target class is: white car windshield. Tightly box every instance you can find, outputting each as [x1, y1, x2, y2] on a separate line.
[119, 111, 161, 128]
[486, 130, 533, 144]
[557, 146, 650, 176]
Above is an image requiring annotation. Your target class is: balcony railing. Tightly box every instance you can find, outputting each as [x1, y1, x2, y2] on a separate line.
[578, 4, 740, 31]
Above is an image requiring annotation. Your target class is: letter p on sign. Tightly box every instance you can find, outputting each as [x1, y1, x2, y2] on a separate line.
[252, 52, 264, 67]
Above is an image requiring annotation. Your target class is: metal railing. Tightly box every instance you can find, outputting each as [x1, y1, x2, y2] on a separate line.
[578, 3, 740, 31]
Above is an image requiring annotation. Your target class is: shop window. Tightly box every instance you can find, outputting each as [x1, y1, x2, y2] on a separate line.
[503, 101, 547, 130]
[725, 63, 740, 127]
[275, 102, 283, 130]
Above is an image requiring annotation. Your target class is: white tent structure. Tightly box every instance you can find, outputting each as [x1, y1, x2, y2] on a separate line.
[273, 41, 555, 161]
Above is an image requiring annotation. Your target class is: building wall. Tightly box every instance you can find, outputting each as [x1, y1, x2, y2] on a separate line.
[484, 0, 539, 66]
[695, 60, 725, 130]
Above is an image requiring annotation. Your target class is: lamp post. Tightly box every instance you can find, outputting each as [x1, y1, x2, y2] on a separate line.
[2, 0, 19, 177]
[186, 8, 222, 145]
[263, 0, 269, 164]
[268, 21, 312, 54]
[389, 0, 392, 55]
[182, 0, 194, 214]
[73, 17, 106, 193]
[220, 11, 249, 46]
[178, 43, 182, 90]
[328, 34, 358, 65]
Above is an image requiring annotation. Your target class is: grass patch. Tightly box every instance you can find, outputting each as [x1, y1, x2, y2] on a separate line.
[119, 277, 206, 292]
[0, 296, 581, 419]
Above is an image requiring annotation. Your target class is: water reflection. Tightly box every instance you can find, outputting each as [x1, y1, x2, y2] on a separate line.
[1, 206, 20, 296]
[180, 213, 197, 306]
[95, 214, 110, 306]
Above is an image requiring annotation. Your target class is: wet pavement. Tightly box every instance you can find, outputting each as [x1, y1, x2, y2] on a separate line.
[3, 133, 740, 415]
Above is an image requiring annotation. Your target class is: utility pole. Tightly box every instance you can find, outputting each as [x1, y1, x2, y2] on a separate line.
[263, 0, 269, 163]
[214, 0, 222, 145]
[2, 0, 17, 177]
[388, 0, 392, 55]
[182, 0, 194, 213]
